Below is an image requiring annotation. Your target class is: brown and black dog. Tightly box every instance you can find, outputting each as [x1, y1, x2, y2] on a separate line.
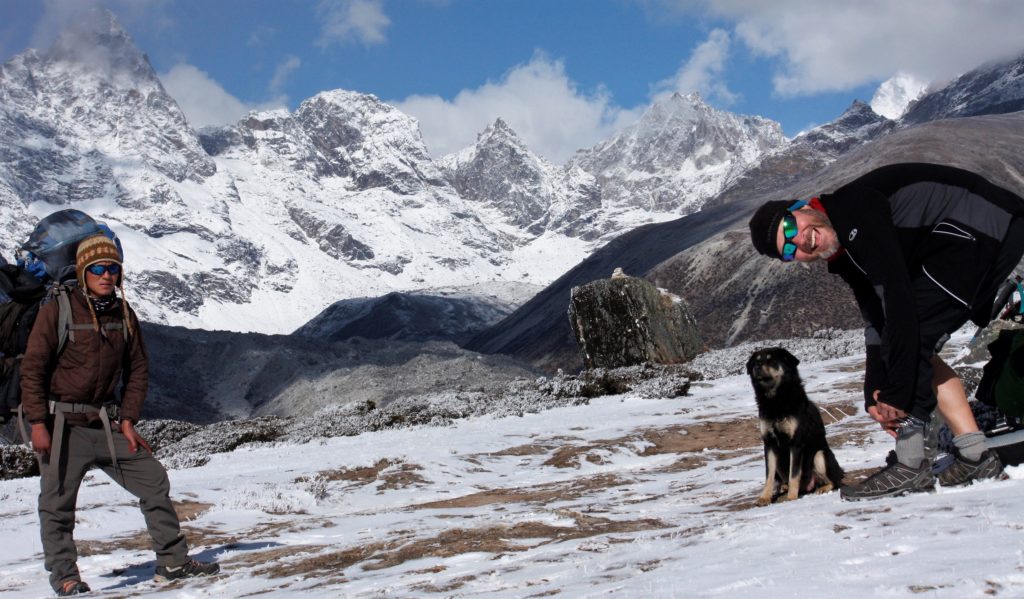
[746, 347, 845, 506]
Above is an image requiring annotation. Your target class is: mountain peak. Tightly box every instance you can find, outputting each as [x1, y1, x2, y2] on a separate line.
[477, 117, 524, 146]
[45, 7, 155, 83]
[900, 51, 1024, 125]
[843, 99, 877, 116]
[672, 90, 704, 104]
[830, 99, 891, 130]
[490, 117, 513, 132]
[794, 98, 893, 157]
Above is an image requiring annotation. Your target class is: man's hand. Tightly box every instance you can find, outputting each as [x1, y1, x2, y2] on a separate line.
[868, 390, 908, 438]
[120, 420, 152, 453]
[31, 423, 51, 456]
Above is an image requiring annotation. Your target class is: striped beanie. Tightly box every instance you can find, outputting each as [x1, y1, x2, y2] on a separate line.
[76, 234, 123, 289]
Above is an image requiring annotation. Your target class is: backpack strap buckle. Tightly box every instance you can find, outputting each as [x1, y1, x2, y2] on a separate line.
[47, 399, 121, 492]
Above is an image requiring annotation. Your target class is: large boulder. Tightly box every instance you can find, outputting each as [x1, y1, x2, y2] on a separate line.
[568, 271, 703, 369]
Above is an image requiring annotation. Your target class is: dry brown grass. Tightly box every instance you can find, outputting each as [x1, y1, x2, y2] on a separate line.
[413, 473, 629, 509]
[238, 510, 669, 582]
[299, 458, 430, 492]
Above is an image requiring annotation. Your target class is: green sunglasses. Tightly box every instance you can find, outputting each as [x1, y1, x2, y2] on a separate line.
[780, 200, 808, 261]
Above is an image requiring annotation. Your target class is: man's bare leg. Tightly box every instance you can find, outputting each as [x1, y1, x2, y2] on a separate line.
[931, 355, 979, 437]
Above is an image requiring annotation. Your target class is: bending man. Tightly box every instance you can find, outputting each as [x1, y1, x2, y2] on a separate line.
[748, 163, 1024, 501]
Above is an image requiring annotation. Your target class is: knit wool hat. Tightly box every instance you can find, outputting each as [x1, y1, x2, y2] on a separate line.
[748, 200, 793, 260]
[76, 234, 122, 289]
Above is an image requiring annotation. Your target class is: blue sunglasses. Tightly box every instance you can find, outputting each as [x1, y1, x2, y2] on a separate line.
[780, 200, 808, 261]
[86, 263, 121, 276]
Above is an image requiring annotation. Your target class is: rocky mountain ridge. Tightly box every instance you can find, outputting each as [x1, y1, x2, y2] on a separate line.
[569, 92, 786, 213]
[0, 10, 792, 335]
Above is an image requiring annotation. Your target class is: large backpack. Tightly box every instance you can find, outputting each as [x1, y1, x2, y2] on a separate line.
[1, 209, 116, 444]
[0, 268, 80, 444]
[0, 264, 47, 421]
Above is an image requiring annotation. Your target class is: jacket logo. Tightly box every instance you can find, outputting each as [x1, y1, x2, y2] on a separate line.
[849, 228, 858, 242]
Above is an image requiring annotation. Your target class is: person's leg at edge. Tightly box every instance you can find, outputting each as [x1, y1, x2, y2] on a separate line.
[39, 426, 95, 592]
[932, 356, 988, 461]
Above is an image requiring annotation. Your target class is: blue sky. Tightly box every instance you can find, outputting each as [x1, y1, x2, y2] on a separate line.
[2, 1, 1023, 163]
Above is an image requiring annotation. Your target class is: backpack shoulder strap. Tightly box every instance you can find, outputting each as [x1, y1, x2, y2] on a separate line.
[51, 285, 74, 353]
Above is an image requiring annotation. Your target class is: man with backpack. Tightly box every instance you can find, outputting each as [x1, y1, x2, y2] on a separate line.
[20, 234, 219, 596]
[748, 163, 1024, 501]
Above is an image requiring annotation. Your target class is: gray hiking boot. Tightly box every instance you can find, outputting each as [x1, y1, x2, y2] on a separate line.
[937, 449, 1006, 487]
[840, 459, 935, 501]
[154, 559, 220, 582]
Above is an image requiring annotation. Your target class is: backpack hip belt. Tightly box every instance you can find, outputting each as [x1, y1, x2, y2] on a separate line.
[48, 399, 121, 491]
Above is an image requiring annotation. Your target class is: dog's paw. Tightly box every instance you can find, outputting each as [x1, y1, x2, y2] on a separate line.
[755, 495, 773, 507]
[813, 482, 835, 495]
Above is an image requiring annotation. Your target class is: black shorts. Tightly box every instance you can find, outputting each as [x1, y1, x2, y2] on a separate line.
[907, 273, 973, 420]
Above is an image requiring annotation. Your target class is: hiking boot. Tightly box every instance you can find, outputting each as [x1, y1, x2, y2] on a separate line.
[937, 449, 1007, 487]
[56, 579, 90, 596]
[840, 458, 935, 501]
[153, 559, 220, 582]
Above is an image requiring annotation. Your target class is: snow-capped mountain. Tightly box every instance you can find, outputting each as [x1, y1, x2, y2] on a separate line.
[569, 92, 786, 214]
[0, 10, 590, 333]
[0, 9, 216, 228]
[901, 51, 1024, 125]
[14, 10, 1019, 342]
[441, 94, 788, 243]
[438, 118, 603, 239]
[0, 10, 794, 334]
[793, 100, 895, 159]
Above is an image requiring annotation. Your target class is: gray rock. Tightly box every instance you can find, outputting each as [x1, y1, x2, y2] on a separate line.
[568, 275, 702, 369]
[958, 319, 1024, 367]
[0, 444, 37, 480]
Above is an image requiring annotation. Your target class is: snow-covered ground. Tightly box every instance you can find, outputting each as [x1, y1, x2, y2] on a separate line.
[2, 331, 1023, 598]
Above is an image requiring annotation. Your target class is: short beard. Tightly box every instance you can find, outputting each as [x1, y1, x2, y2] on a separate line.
[811, 211, 840, 260]
[819, 240, 841, 260]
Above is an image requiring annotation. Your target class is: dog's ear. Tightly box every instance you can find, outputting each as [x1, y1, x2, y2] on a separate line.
[745, 352, 757, 374]
[782, 349, 800, 367]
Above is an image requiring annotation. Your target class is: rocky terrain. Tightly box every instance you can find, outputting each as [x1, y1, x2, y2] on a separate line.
[4, 329, 1024, 598]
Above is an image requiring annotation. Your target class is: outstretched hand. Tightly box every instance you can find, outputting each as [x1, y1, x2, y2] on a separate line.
[120, 420, 152, 453]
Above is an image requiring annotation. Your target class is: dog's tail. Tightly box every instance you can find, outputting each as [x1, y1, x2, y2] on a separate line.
[824, 448, 845, 486]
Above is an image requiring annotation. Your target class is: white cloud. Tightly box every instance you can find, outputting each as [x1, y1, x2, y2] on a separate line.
[653, 28, 737, 104]
[671, 0, 1024, 96]
[394, 53, 642, 164]
[870, 72, 928, 120]
[315, 0, 391, 48]
[159, 63, 286, 128]
[270, 55, 301, 94]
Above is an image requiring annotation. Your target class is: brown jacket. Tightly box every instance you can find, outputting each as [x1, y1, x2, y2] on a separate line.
[20, 288, 148, 425]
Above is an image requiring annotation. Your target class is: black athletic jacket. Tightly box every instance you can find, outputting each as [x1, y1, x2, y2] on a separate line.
[819, 163, 1024, 413]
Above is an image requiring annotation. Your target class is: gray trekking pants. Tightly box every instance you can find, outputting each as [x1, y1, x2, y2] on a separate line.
[38, 425, 188, 591]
